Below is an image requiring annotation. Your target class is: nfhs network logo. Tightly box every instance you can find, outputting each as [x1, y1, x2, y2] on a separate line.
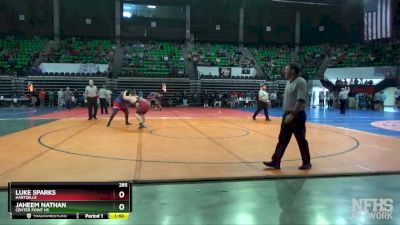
[352, 198, 394, 220]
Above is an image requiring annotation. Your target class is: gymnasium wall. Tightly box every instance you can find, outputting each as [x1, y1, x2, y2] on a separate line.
[244, 0, 362, 45]
[60, 0, 115, 38]
[0, 0, 365, 44]
[0, 0, 53, 37]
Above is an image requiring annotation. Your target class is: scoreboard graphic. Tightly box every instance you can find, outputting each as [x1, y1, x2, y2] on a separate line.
[8, 182, 132, 220]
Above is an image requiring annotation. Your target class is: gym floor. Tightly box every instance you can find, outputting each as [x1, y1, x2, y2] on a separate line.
[0, 106, 399, 224]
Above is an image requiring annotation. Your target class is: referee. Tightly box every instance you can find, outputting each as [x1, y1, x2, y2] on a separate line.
[338, 86, 350, 114]
[252, 83, 271, 121]
[84, 80, 99, 120]
[264, 62, 311, 170]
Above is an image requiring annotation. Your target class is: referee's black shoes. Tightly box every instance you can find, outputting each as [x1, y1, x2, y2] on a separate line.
[263, 161, 312, 170]
[298, 163, 312, 170]
[263, 161, 280, 169]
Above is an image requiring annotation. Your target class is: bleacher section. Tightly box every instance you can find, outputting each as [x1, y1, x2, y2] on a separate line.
[329, 41, 400, 68]
[2, 38, 398, 93]
[121, 42, 185, 78]
[0, 76, 12, 97]
[192, 43, 254, 68]
[300, 44, 328, 80]
[45, 38, 114, 64]
[0, 38, 47, 74]
[249, 46, 291, 81]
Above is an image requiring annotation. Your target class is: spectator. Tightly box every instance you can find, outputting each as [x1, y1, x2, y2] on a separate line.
[349, 78, 354, 85]
[374, 91, 383, 111]
[229, 93, 237, 108]
[214, 93, 222, 108]
[270, 92, 277, 108]
[64, 87, 73, 110]
[208, 92, 214, 107]
[369, 80, 374, 85]
[39, 88, 47, 108]
[31, 90, 38, 107]
[57, 89, 64, 108]
[328, 92, 334, 108]
[99, 85, 108, 114]
[175, 92, 181, 106]
[354, 78, 359, 85]
[73, 89, 80, 107]
[48, 90, 55, 107]
[319, 91, 325, 107]
[335, 78, 340, 86]
[183, 91, 188, 106]
[202, 92, 209, 107]
[312, 91, 316, 106]
[394, 87, 400, 109]
[380, 91, 386, 109]
[106, 89, 113, 107]
[366, 94, 374, 110]
[355, 93, 360, 109]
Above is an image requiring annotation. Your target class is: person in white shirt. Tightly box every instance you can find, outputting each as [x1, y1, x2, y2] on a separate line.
[57, 89, 64, 108]
[84, 80, 99, 120]
[106, 89, 112, 107]
[99, 85, 108, 114]
[252, 84, 271, 121]
[374, 91, 382, 111]
[338, 86, 350, 114]
[270, 92, 277, 108]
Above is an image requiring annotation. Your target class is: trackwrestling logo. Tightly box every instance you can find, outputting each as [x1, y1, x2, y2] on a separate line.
[352, 198, 394, 220]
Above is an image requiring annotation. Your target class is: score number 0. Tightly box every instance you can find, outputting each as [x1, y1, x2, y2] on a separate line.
[118, 183, 128, 211]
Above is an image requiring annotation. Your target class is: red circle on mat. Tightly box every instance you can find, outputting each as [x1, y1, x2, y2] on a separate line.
[371, 120, 400, 132]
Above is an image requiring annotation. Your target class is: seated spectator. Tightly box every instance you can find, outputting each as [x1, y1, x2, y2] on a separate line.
[354, 78, 359, 85]
[335, 78, 340, 86]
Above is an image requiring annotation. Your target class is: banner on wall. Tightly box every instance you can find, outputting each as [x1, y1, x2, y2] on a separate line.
[242, 68, 251, 74]
[324, 66, 397, 80]
[198, 66, 257, 78]
[219, 68, 232, 77]
[39, 63, 109, 74]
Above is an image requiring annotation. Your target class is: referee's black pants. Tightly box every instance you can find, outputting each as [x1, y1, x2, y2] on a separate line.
[271, 111, 310, 165]
[87, 97, 98, 119]
[253, 102, 269, 119]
